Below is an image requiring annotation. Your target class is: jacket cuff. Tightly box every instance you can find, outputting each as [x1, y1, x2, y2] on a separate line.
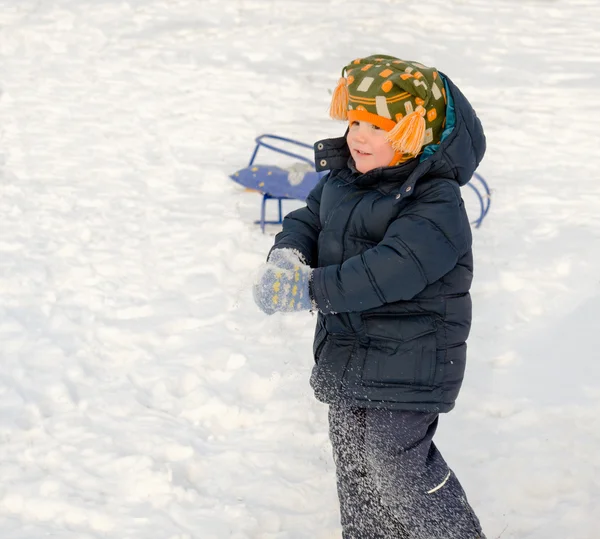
[309, 267, 336, 314]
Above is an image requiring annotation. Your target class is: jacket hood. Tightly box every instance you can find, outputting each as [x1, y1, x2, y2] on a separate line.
[314, 73, 486, 193]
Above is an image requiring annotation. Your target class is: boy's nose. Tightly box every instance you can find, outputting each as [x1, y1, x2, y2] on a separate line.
[354, 126, 368, 141]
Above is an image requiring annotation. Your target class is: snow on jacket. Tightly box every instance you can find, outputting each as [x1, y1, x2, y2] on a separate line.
[271, 74, 486, 412]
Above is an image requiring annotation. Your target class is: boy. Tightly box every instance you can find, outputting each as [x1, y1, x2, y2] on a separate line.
[254, 54, 486, 539]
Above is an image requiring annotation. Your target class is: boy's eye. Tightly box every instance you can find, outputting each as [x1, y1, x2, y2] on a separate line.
[371, 124, 381, 130]
[350, 121, 359, 127]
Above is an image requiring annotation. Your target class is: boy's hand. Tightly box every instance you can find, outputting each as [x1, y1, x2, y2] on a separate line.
[253, 259, 314, 315]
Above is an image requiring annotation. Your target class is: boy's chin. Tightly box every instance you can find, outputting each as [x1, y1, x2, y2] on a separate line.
[355, 160, 377, 174]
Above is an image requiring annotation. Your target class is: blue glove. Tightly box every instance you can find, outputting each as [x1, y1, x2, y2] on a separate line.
[253, 251, 314, 315]
[267, 248, 306, 270]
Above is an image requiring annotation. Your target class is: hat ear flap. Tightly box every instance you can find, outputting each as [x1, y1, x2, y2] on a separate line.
[329, 77, 349, 120]
[386, 105, 426, 157]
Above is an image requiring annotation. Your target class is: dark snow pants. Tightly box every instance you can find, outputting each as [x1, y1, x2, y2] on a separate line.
[328, 405, 485, 539]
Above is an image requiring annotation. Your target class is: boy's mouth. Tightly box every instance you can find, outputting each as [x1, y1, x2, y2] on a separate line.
[353, 148, 371, 156]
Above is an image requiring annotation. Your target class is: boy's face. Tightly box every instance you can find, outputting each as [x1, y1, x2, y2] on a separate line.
[347, 120, 396, 174]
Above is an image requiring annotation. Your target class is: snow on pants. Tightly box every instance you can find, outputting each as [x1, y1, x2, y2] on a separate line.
[328, 404, 485, 539]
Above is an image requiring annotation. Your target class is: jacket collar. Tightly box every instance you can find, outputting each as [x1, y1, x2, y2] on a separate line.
[313, 135, 421, 196]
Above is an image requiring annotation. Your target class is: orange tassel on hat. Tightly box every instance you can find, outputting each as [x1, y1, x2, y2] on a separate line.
[386, 105, 426, 157]
[329, 77, 349, 120]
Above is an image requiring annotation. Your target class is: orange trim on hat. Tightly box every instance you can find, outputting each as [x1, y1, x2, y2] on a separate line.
[347, 110, 396, 131]
[388, 150, 413, 166]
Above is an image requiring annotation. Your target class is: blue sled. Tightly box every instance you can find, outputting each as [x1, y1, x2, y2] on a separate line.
[230, 134, 490, 232]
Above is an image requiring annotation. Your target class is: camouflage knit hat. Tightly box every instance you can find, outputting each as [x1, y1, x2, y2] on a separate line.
[330, 54, 447, 160]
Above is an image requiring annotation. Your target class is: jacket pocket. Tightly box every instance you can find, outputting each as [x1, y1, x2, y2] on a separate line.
[361, 314, 437, 387]
[310, 338, 355, 403]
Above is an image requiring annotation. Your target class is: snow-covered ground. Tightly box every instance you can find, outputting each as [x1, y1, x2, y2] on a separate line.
[1, 0, 599, 537]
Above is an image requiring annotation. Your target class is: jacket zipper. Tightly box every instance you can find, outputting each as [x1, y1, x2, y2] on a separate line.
[338, 191, 367, 334]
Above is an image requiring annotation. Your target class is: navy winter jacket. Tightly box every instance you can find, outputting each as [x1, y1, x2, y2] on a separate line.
[271, 74, 486, 412]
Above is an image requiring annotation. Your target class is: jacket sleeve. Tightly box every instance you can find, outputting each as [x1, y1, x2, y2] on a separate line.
[268, 174, 327, 267]
[310, 180, 471, 314]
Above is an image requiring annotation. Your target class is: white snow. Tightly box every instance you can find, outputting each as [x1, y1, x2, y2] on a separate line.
[1, 0, 599, 537]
